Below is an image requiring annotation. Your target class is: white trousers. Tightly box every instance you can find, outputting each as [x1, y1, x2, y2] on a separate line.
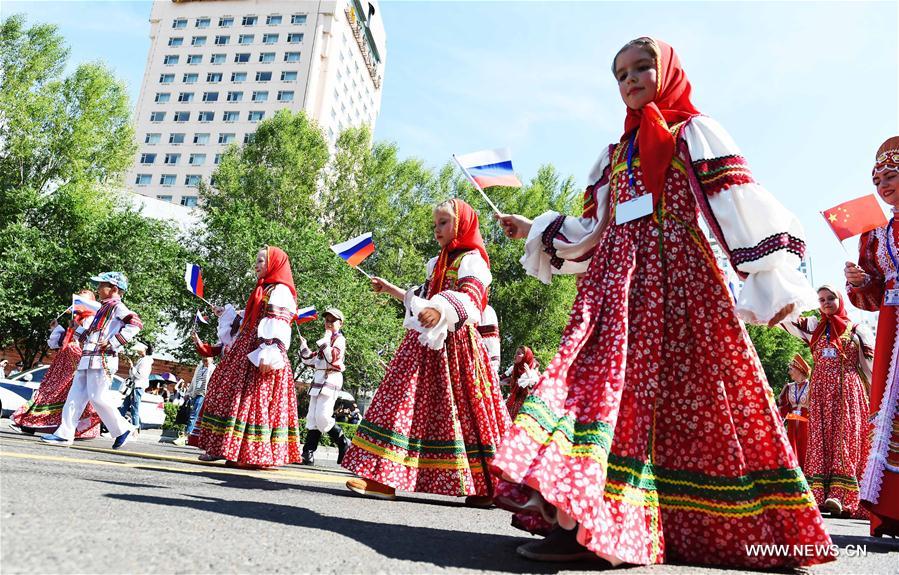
[55, 369, 130, 440]
[305, 391, 337, 432]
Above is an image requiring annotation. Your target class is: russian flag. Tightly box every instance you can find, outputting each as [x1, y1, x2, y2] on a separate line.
[71, 294, 101, 314]
[331, 233, 375, 267]
[295, 306, 318, 325]
[184, 263, 204, 298]
[454, 148, 523, 189]
[194, 309, 209, 325]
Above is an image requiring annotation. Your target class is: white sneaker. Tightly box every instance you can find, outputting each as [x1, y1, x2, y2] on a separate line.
[172, 436, 187, 446]
[40, 434, 73, 447]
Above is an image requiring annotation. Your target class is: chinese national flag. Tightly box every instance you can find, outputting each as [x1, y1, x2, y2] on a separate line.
[821, 195, 888, 242]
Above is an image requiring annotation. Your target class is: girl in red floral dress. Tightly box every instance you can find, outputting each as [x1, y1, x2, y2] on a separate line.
[503, 346, 539, 418]
[494, 37, 833, 567]
[777, 354, 811, 470]
[783, 286, 873, 518]
[342, 199, 510, 507]
[846, 135, 899, 537]
[12, 290, 101, 438]
[194, 246, 301, 468]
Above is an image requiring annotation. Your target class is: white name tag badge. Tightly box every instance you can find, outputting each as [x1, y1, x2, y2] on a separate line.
[615, 194, 653, 225]
[885, 289, 899, 306]
[821, 347, 838, 359]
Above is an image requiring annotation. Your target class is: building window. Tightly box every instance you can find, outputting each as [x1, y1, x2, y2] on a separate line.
[172, 18, 187, 29]
[255, 71, 272, 82]
[160, 174, 176, 186]
[218, 17, 233, 28]
[144, 133, 161, 144]
[263, 33, 278, 44]
[156, 195, 173, 203]
[281, 71, 298, 82]
[193, 133, 210, 144]
[284, 52, 301, 63]
[198, 111, 215, 122]
[214, 35, 229, 46]
[287, 33, 303, 43]
[177, 92, 194, 103]
[174, 111, 190, 122]
[207, 72, 222, 83]
[251, 91, 268, 102]
[214, 153, 223, 165]
[150, 111, 166, 122]
[218, 133, 235, 144]
[243, 132, 256, 144]
[185, 175, 201, 187]
[242, 15, 258, 26]
[164, 153, 181, 165]
[191, 36, 206, 46]
[259, 52, 275, 64]
[266, 15, 282, 25]
[135, 174, 152, 185]
[181, 194, 199, 206]
[168, 37, 183, 47]
[202, 92, 219, 102]
[139, 153, 156, 164]
[291, 14, 307, 24]
[168, 133, 185, 144]
[183, 73, 198, 84]
[223, 111, 240, 122]
[159, 73, 174, 84]
[231, 72, 247, 83]
[187, 54, 202, 65]
[163, 55, 179, 65]
[248, 111, 265, 122]
[226, 91, 243, 102]
[154, 92, 170, 103]
[238, 34, 254, 45]
[210, 53, 226, 65]
[277, 90, 294, 102]
[234, 53, 250, 63]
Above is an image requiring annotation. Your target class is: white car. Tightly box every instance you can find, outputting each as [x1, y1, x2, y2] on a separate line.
[0, 365, 166, 429]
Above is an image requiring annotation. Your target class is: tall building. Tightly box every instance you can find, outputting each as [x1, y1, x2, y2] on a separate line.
[126, 0, 386, 207]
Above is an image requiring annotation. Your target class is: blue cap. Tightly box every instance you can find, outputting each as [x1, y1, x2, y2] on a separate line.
[90, 271, 129, 292]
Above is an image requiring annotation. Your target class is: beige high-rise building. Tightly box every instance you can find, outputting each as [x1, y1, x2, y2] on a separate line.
[126, 0, 386, 207]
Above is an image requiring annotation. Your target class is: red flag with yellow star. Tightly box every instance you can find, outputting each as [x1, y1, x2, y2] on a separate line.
[821, 195, 887, 242]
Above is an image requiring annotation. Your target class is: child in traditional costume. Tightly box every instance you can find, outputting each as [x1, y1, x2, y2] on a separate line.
[342, 199, 510, 507]
[42, 273, 141, 449]
[846, 135, 899, 537]
[193, 246, 301, 468]
[493, 37, 833, 567]
[12, 290, 101, 438]
[777, 354, 811, 470]
[502, 346, 539, 418]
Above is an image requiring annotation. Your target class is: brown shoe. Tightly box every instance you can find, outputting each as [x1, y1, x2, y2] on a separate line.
[823, 498, 843, 516]
[516, 527, 602, 563]
[464, 495, 494, 508]
[346, 478, 396, 500]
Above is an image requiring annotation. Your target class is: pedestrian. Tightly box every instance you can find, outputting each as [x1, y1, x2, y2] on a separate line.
[297, 308, 351, 466]
[492, 37, 833, 567]
[41, 272, 142, 449]
[502, 346, 539, 419]
[174, 356, 215, 447]
[120, 341, 153, 431]
[0, 359, 7, 379]
[478, 304, 501, 378]
[348, 403, 361, 425]
[846, 135, 899, 538]
[777, 354, 811, 470]
[11, 289, 101, 438]
[193, 246, 301, 468]
[782, 286, 873, 518]
[342, 198, 510, 506]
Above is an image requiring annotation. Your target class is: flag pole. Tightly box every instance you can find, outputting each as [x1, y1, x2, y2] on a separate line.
[354, 266, 372, 280]
[452, 154, 503, 217]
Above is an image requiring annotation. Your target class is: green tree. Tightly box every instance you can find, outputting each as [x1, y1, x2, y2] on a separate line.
[746, 323, 813, 398]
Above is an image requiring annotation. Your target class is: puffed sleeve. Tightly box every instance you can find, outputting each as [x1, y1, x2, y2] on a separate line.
[781, 316, 818, 344]
[684, 116, 817, 324]
[404, 252, 492, 350]
[216, 304, 239, 348]
[847, 229, 887, 311]
[109, 302, 143, 351]
[521, 146, 612, 284]
[247, 284, 296, 370]
[47, 325, 66, 349]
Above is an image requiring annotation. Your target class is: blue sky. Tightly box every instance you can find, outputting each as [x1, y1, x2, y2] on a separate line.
[4, 1, 899, 299]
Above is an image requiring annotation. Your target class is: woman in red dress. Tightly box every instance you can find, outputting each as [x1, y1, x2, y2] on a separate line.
[493, 37, 833, 567]
[342, 199, 510, 506]
[846, 135, 899, 537]
[503, 346, 539, 418]
[194, 246, 301, 468]
[12, 291, 101, 438]
[777, 354, 811, 470]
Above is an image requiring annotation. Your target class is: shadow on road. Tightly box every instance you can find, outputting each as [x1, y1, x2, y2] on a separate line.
[830, 534, 899, 554]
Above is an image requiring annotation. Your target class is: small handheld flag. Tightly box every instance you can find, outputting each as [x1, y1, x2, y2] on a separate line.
[821, 195, 888, 242]
[72, 294, 101, 314]
[295, 306, 318, 325]
[331, 233, 375, 278]
[453, 148, 523, 216]
[194, 309, 209, 325]
[184, 263, 214, 307]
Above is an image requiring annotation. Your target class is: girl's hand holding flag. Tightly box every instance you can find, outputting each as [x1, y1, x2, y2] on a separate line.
[370, 276, 404, 300]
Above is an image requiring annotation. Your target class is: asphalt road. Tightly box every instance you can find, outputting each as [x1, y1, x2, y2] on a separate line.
[1, 422, 897, 575]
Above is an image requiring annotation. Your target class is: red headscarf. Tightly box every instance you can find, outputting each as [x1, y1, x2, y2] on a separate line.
[621, 38, 701, 206]
[427, 199, 490, 305]
[809, 285, 851, 353]
[241, 246, 297, 331]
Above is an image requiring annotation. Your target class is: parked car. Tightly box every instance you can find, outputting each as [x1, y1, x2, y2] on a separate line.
[0, 365, 166, 429]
